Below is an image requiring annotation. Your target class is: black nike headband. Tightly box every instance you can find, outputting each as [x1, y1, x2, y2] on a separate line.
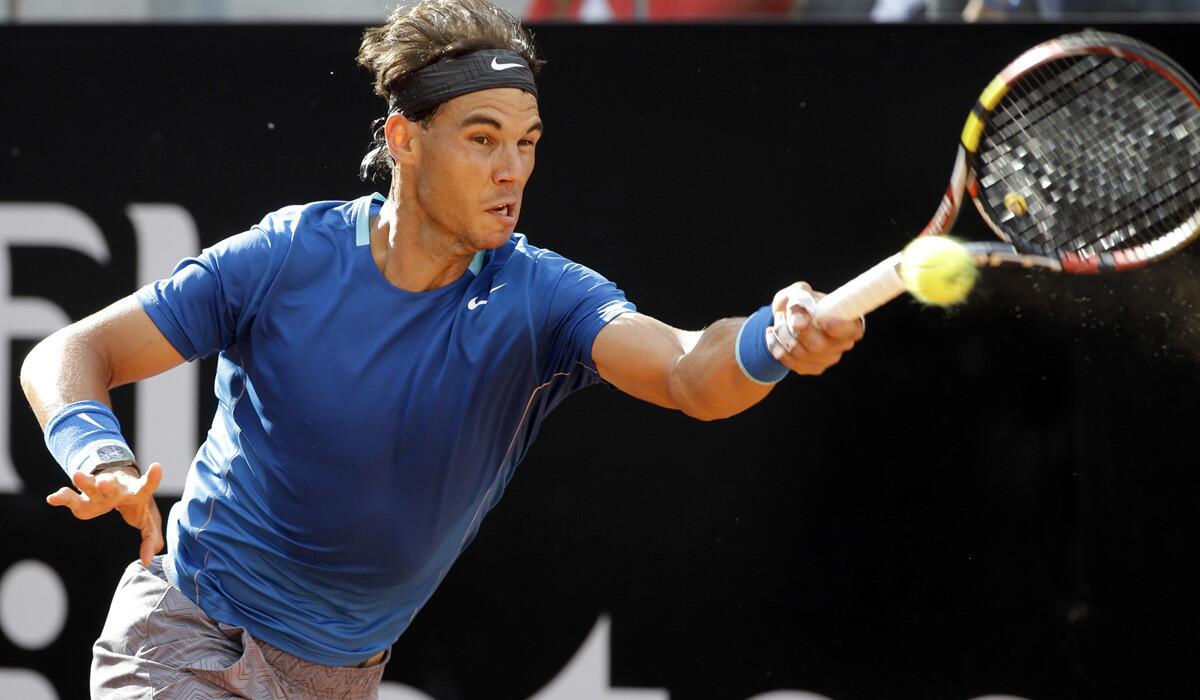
[389, 49, 538, 118]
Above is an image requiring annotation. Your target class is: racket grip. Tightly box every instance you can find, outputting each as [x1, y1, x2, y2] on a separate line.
[815, 252, 905, 321]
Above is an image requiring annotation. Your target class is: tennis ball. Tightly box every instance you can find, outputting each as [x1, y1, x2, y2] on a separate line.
[899, 236, 978, 307]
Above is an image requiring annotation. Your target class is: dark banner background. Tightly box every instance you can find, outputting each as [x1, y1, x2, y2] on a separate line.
[3, 21, 1200, 700]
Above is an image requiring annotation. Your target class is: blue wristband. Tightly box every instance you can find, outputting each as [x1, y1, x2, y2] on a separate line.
[44, 400, 138, 477]
[735, 305, 789, 384]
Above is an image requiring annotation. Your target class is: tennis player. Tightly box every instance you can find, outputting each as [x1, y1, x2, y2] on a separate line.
[20, 0, 863, 696]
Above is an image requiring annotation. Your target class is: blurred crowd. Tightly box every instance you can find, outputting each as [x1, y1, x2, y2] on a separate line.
[523, 0, 1200, 21]
[2, 0, 1199, 23]
[871, 0, 1200, 22]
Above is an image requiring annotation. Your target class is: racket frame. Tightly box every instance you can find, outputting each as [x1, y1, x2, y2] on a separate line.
[814, 30, 1200, 322]
[959, 31, 1200, 273]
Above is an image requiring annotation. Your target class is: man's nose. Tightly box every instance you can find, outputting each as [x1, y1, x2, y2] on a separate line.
[493, 144, 522, 184]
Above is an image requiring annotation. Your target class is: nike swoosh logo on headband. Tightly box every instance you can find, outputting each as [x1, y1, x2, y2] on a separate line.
[491, 57, 523, 71]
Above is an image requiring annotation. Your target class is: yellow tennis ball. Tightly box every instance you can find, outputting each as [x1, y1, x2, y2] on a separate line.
[899, 236, 978, 306]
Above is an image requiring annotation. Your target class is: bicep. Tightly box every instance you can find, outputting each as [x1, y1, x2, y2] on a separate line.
[75, 295, 187, 389]
[591, 312, 699, 410]
[21, 295, 188, 425]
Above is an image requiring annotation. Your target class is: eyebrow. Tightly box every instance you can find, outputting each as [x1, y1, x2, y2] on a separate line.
[459, 114, 544, 135]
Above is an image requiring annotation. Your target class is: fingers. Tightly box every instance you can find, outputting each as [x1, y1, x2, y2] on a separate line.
[817, 315, 866, 342]
[46, 472, 110, 520]
[138, 498, 165, 567]
[71, 469, 98, 498]
[120, 463, 165, 565]
[767, 283, 815, 356]
[113, 463, 163, 529]
[767, 282, 866, 376]
[47, 461, 167, 566]
[47, 461, 167, 526]
[45, 486, 103, 520]
[139, 533, 163, 568]
[73, 468, 131, 503]
[140, 462, 164, 497]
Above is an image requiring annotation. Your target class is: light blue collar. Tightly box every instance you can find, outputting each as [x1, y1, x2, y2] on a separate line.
[356, 193, 484, 274]
[355, 193, 387, 247]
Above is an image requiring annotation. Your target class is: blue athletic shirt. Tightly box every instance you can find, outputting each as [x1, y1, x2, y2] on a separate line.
[135, 193, 636, 665]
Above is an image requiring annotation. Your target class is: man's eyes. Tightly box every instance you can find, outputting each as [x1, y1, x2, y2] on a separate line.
[467, 134, 537, 147]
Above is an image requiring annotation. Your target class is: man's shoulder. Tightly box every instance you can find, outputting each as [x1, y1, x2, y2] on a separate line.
[501, 233, 578, 269]
[201, 198, 360, 275]
[253, 198, 358, 238]
[500, 233, 609, 280]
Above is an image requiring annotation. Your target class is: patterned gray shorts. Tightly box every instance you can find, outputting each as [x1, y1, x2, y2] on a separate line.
[90, 555, 389, 699]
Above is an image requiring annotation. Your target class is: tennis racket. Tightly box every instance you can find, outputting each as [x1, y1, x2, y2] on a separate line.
[815, 29, 1200, 321]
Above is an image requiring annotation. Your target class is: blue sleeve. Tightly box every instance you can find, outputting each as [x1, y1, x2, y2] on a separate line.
[538, 253, 636, 379]
[135, 225, 292, 361]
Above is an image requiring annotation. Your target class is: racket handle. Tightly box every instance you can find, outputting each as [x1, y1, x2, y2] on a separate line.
[815, 253, 905, 321]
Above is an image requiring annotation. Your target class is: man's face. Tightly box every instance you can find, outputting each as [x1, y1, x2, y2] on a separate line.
[409, 87, 541, 252]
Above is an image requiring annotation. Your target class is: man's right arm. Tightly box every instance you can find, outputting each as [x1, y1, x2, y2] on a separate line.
[20, 294, 187, 565]
[21, 294, 186, 426]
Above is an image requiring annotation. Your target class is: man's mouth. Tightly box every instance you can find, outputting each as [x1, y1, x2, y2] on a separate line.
[489, 204, 513, 217]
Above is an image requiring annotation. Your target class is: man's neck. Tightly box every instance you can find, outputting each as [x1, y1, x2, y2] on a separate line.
[368, 197, 476, 292]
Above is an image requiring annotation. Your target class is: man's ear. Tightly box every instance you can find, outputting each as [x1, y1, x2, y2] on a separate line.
[385, 113, 420, 166]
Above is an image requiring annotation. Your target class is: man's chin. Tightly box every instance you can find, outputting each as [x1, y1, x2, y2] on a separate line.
[475, 227, 515, 249]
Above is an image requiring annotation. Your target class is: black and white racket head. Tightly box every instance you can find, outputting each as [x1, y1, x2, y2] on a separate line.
[963, 30, 1200, 273]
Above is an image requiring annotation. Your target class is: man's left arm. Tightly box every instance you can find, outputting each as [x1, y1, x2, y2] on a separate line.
[592, 282, 864, 421]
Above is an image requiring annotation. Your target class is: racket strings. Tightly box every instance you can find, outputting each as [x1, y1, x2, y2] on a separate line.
[1077, 63, 1200, 247]
[982, 55, 1137, 247]
[1058, 89, 1200, 257]
[1012, 60, 1199, 251]
[987, 55, 1124, 158]
[998, 60, 1195, 206]
[993, 57, 1183, 229]
[1047, 69, 1200, 252]
[977, 52, 1200, 260]
[1002, 55, 1124, 136]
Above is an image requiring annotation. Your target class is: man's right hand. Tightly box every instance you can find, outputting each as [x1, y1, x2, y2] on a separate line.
[46, 462, 165, 566]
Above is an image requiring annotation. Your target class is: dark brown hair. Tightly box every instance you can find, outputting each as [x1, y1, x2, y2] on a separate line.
[356, 0, 544, 180]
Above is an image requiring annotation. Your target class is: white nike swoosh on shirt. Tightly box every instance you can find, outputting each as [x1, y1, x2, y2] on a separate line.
[491, 58, 523, 71]
[468, 284, 507, 310]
